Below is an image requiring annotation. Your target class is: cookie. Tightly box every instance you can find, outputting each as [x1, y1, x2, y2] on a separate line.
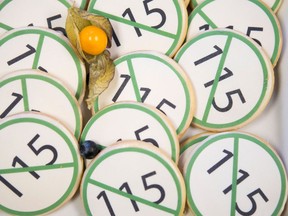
[81, 101, 179, 163]
[93, 50, 195, 138]
[0, 112, 83, 215]
[0, 27, 86, 102]
[81, 140, 186, 215]
[0, 69, 83, 140]
[182, 132, 287, 216]
[187, 0, 282, 66]
[87, 0, 188, 59]
[174, 29, 274, 131]
[0, 0, 87, 36]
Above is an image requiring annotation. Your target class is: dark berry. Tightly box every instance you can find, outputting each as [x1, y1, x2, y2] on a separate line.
[80, 140, 101, 159]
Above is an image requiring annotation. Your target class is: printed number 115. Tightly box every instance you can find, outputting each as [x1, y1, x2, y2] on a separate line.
[112, 0, 167, 47]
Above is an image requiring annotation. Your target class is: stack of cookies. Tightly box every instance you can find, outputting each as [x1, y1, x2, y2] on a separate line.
[0, 0, 287, 215]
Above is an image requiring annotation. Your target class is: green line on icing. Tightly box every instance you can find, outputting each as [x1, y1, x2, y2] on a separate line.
[202, 35, 232, 123]
[0, 22, 12, 31]
[88, 178, 177, 214]
[127, 59, 142, 102]
[0, 162, 74, 174]
[230, 137, 239, 216]
[21, 78, 29, 111]
[198, 10, 217, 28]
[90, 9, 177, 39]
[32, 34, 45, 69]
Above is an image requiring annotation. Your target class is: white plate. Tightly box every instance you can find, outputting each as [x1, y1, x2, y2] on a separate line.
[0, 1, 287, 215]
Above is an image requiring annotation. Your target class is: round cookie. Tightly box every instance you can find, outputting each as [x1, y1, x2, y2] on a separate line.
[93, 50, 195, 138]
[0, 0, 87, 36]
[182, 132, 287, 216]
[81, 140, 186, 216]
[81, 101, 179, 163]
[187, 0, 282, 67]
[174, 29, 274, 131]
[190, 0, 283, 13]
[0, 112, 83, 215]
[0, 27, 86, 102]
[0, 69, 83, 140]
[87, 0, 188, 59]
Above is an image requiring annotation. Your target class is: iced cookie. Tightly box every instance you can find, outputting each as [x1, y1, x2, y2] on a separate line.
[93, 51, 195, 138]
[81, 101, 179, 163]
[0, 69, 82, 139]
[174, 29, 274, 131]
[87, 0, 188, 59]
[0, 27, 86, 102]
[0, 0, 87, 36]
[81, 140, 186, 216]
[182, 132, 287, 216]
[187, 0, 282, 66]
[0, 112, 83, 215]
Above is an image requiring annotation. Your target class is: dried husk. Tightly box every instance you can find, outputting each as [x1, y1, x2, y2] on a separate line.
[86, 50, 115, 109]
[65, 7, 115, 110]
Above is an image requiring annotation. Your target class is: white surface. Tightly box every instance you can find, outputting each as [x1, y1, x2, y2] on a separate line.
[0, 2, 287, 215]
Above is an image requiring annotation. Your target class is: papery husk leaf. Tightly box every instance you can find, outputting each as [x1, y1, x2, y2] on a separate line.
[86, 50, 115, 109]
[65, 7, 112, 63]
[66, 7, 91, 47]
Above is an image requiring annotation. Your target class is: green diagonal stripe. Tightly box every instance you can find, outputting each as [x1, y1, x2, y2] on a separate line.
[270, 0, 281, 11]
[0, 162, 74, 174]
[127, 59, 142, 102]
[0, 22, 12, 31]
[32, 34, 45, 69]
[198, 10, 217, 28]
[202, 35, 232, 123]
[21, 78, 29, 111]
[88, 179, 177, 214]
[230, 137, 239, 216]
[90, 9, 176, 39]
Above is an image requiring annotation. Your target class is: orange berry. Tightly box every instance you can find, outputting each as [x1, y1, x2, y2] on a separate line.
[79, 25, 108, 55]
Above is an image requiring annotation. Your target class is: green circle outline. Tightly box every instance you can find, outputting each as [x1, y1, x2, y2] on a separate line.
[188, 0, 281, 65]
[87, 0, 186, 57]
[82, 102, 178, 162]
[82, 145, 184, 215]
[0, 73, 82, 139]
[0, 27, 85, 100]
[175, 30, 271, 130]
[94, 52, 193, 136]
[0, 115, 80, 215]
[180, 135, 209, 155]
[185, 132, 287, 216]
